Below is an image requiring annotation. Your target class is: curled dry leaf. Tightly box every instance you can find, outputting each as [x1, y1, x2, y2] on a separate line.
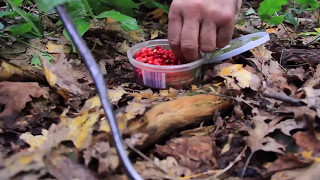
[39, 53, 93, 102]
[0, 81, 49, 128]
[134, 156, 192, 180]
[265, 153, 313, 173]
[46, 41, 71, 54]
[214, 63, 261, 91]
[108, 86, 128, 104]
[293, 131, 320, 152]
[245, 109, 286, 154]
[20, 129, 48, 151]
[0, 59, 45, 82]
[271, 162, 320, 180]
[156, 136, 217, 172]
[45, 153, 97, 180]
[83, 142, 119, 174]
[0, 151, 45, 179]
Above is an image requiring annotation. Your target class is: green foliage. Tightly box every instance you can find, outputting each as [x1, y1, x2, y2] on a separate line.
[5, 0, 42, 37]
[1, 0, 168, 51]
[258, 0, 287, 25]
[295, 0, 319, 8]
[31, 52, 53, 67]
[96, 11, 140, 31]
[258, 0, 319, 26]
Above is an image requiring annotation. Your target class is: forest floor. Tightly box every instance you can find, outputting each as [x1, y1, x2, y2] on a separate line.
[0, 1, 320, 180]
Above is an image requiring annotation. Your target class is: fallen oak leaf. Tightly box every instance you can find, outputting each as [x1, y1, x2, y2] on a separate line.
[271, 162, 320, 180]
[265, 153, 313, 173]
[0, 81, 49, 128]
[108, 86, 128, 104]
[242, 109, 286, 177]
[45, 153, 97, 180]
[83, 141, 119, 174]
[156, 136, 217, 173]
[39, 53, 93, 103]
[214, 63, 261, 91]
[20, 129, 48, 151]
[134, 156, 192, 180]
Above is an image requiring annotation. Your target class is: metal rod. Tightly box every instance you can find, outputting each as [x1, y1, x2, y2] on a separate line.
[55, 5, 142, 180]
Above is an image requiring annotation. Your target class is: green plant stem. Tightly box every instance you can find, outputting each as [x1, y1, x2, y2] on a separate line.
[5, 0, 42, 37]
[0, 34, 56, 60]
[82, 0, 96, 20]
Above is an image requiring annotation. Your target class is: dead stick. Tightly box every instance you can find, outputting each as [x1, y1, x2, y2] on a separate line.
[262, 92, 320, 110]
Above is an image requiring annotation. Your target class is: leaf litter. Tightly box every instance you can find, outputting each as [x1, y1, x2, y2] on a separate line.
[1, 1, 320, 180]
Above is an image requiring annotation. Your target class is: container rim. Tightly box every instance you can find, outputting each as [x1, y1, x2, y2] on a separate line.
[127, 39, 204, 72]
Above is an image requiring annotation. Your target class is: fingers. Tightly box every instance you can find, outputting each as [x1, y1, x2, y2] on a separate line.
[168, 8, 184, 60]
[216, 12, 235, 48]
[216, 24, 234, 48]
[180, 16, 200, 62]
[199, 19, 217, 53]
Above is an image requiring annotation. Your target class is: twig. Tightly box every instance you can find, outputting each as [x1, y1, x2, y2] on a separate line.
[262, 91, 320, 110]
[205, 146, 248, 180]
[124, 141, 169, 175]
[240, 148, 253, 178]
[262, 91, 304, 106]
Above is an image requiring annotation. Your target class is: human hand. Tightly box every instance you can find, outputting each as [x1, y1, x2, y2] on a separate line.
[168, 0, 242, 62]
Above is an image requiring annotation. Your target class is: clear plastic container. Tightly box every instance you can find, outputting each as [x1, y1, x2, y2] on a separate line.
[127, 39, 204, 89]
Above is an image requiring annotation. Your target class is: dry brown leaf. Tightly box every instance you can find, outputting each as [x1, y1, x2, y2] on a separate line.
[40, 53, 93, 102]
[265, 153, 313, 173]
[0, 81, 49, 127]
[134, 156, 192, 180]
[0, 151, 46, 179]
[214, 63, 261, 90]
[45, 153, 97, 180]
[147, 8, 165, 19]
[108, 86, 128, 104]
[293, 131, 320, 152]
[150, 29, 159, 40]
[117, 40, 130, 54]
[46, 41, 71, 54]
[156, 136, 217, 172]
[271, 162, 320, 180]
[0, 60, 44, 82]
[83, 141, 119, 174]
[245, 109, 285, 154]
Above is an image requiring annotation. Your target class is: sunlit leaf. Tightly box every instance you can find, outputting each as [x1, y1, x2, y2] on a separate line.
[96, 10, 141, 31]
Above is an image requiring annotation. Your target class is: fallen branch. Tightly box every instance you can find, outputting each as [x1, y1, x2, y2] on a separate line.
[127, 94, 231, 148]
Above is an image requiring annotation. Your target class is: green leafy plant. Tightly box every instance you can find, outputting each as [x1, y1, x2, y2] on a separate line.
[1, 0, 169, 39]
[1, 0, 43, 37]
[258, 0, 319, 26]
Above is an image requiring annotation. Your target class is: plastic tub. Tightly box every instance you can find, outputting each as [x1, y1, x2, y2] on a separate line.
[127, 39, 204, 89]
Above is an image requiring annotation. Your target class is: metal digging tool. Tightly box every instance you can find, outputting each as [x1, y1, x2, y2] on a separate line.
[55, 5, 143, 180]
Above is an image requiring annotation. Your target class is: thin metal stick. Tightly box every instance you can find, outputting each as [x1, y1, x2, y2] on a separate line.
[55, 5, 142, 180]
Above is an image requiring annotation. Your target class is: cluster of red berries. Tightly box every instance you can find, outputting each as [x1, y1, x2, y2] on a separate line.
[134, 45, 182, 65]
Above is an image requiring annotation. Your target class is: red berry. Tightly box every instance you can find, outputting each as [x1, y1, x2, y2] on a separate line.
[147, 56, 154, 61]
[134, 52, 141, 58]
[148, 51, 154, 56]
[136, 57, 142, 61]
[147, 60, 153, 64]
[141, 53, 147, 58]
[141, 47, 148, 53]
[156, 45, 161, 50]
[141, 58, 147, 62]
[162, 55, 168, 59]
